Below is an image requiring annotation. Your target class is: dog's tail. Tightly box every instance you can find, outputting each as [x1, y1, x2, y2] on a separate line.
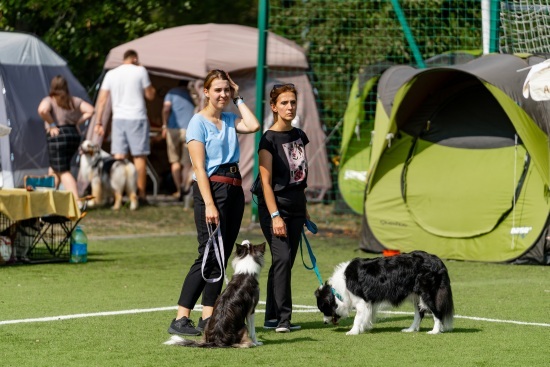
[163, 335, 226, 348]
[436, 269, 454, 332]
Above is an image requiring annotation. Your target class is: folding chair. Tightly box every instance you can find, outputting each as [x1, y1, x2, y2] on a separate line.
[23, 175, 89, 261]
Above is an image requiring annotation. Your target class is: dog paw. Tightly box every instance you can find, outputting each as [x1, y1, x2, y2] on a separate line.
[401, 328, 417, 333]
[346, 329, 360, 335]
[253, 341, 263, 346]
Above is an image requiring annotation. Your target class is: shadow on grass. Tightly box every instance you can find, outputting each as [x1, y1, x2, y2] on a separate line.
[258, 336, 320, 345]
[298, 320, 481, 334]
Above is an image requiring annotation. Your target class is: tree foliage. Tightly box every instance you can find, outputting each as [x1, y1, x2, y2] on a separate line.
[0, 0, 258, 90]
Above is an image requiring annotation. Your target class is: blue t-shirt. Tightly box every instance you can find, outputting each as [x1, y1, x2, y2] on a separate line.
[186, 112, 240, 178]
[164, 87, 195, 129]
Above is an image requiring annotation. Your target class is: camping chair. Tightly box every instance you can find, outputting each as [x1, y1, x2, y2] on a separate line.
[23, 175, 89, 261]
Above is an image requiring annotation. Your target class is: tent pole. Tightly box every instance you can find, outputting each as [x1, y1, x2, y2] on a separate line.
[252, 0, 269, 223]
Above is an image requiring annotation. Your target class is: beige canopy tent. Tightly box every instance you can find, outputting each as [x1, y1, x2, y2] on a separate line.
[86, 23, 331, 201]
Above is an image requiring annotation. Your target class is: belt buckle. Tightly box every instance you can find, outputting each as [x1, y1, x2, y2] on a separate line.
[229, 166, 238, 173]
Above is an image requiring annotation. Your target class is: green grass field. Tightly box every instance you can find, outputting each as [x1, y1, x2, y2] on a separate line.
[1, 204, 549, 366]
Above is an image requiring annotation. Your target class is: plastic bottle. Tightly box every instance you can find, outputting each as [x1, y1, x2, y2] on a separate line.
[70, 225, 88, 263]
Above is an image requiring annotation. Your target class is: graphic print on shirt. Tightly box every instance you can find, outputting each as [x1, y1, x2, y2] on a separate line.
[282, 138, 307, 184]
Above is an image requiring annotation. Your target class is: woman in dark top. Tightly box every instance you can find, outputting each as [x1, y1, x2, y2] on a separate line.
[257, 83, 310, 333]
[37, 75, 94, 204]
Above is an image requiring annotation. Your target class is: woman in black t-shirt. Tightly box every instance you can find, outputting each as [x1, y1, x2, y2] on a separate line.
[257, 83, 309, 333]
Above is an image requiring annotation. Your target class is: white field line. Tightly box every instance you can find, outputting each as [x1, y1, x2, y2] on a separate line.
[0, 302, 548, 328]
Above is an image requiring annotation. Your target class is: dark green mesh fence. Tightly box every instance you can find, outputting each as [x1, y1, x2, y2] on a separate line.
[265, 0, 483, 213]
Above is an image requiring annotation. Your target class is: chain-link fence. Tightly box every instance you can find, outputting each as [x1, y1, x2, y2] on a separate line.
[263, 0, 483, 214]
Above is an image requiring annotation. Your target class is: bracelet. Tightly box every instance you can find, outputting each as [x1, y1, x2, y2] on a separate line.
[49, 123, 57, 128]
[233, 96, 244, 105]
[271, 210, 280, 219]
[236, 99, 244, 106]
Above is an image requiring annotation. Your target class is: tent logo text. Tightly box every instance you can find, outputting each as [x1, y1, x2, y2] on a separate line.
[510, 227, 532, 238]
[380, 220, 407, 227]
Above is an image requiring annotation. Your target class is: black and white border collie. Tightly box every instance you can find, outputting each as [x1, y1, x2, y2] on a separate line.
[315, 250, 454, 335]
[165, 240, 266, 348]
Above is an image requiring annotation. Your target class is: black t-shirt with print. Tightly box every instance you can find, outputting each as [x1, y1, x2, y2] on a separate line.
[257, 128, 309, 217]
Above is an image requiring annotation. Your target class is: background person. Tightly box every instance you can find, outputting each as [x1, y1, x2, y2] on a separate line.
[161, 80, 195, 200]
[257, 83, 309, 333]
[94, 49, 155, 205]
[167, 69, 260, 336]
[37, 75, 94, 206]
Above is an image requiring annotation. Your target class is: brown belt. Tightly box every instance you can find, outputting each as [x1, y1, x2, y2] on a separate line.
[209, 175, 242, 186]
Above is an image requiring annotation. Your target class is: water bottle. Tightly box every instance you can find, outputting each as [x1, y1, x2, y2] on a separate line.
[70, 225, 88, 263]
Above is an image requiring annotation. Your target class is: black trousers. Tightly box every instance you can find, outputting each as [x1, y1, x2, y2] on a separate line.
[177, 179, 244, 308]
[259, 190, 306, 323]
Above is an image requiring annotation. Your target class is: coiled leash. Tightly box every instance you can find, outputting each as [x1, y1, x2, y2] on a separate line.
[299, 219, 343, 301]
[201, 223, 229, 285]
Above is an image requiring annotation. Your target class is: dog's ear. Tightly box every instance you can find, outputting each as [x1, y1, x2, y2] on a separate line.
[314, 287, 322, 297]
[234, 243, 246, 257]
[255, 242, 266, 254]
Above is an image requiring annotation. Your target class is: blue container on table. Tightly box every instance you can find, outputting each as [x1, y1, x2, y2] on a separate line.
[70, 226, 88, 263]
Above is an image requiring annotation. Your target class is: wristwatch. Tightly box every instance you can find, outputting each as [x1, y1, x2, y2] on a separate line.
[233, 96, 244, 105]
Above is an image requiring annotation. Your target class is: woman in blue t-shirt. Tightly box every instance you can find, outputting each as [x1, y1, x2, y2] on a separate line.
[257, 83, 310, 333]
[167, 69, 260, 336]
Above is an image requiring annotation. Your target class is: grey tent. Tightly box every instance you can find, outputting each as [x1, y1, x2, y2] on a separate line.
[0, 31, 91, 188]
[88, 23, 331, 201]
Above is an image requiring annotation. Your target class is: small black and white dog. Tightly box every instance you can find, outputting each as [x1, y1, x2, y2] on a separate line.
[315, 250, 454, 335]
[164, 240, 266, 348]
[79, 140, 138, 211]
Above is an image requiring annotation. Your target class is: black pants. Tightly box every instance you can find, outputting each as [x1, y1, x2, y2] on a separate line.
[259, 190, 306, 323]
[177, 179, 244, 308]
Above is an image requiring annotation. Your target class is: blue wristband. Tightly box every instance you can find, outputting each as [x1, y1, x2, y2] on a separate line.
[271, 210, 280, 219]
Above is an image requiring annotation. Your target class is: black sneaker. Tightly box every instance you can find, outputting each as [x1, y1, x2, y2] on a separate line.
[263, 319, 279, 329]
[196, 317, 210, 332]
[275, 320, 291, 333]
[265, 319, 301, 331]
[167, 317, 201, 336]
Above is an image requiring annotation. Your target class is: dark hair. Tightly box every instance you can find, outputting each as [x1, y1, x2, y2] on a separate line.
[49, 75, 74, 110]
[123, 49, 138, 60]
[270, 83, 298, 121]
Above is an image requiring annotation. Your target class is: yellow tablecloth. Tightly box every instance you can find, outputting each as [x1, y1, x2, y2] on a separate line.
[0, 188, 81, 222]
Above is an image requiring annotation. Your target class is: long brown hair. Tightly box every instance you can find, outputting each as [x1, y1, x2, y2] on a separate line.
[269, 83, 298, 122]
[49, 75, 75, 110]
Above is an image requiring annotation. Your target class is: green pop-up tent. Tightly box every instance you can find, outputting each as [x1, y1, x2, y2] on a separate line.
[360, 53, 550, 264]
[339, 53, 479, 214]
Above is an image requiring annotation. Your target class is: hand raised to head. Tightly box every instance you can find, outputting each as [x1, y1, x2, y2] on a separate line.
[226, 72, 239, 98]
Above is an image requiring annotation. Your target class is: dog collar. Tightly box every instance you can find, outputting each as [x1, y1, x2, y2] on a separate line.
[331, 287, 344, 302]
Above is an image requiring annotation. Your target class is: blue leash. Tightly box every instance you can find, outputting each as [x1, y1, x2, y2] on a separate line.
[300, 219, 343, 301]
